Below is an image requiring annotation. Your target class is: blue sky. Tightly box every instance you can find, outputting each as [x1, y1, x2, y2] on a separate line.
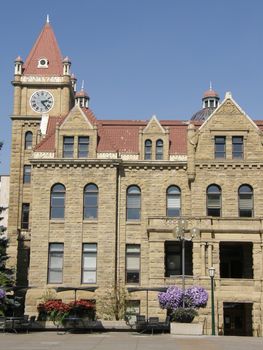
[1, 0, 263, 173]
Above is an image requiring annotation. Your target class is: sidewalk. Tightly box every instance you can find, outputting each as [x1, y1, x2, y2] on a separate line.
[0, 332, 263, 350]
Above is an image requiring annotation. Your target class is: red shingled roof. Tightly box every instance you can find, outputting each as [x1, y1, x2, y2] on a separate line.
[23, 22, 63, 76]
[34, 111, 189, 155]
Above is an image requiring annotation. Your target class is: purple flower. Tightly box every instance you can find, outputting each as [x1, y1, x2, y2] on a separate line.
[158, 285, 208, 311]
[0, 289, 6, 299]
[158, 286, 183, 310]
[184, 286, 208, 308]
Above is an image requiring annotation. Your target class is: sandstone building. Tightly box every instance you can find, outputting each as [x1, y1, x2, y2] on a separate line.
[7, 19, 263, 336]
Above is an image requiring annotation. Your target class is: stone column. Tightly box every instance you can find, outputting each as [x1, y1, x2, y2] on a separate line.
[200, 242, 206, 276]
[208, 243, 213, 268]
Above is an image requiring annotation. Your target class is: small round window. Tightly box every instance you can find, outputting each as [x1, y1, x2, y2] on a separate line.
[38, 58, 48, 68]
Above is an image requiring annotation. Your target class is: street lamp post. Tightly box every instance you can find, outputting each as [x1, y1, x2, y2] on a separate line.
[208, 266, 216, 336]
[173, 219, 200, 308]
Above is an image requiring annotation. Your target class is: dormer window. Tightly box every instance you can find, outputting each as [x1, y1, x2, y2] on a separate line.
[38, 58, 49, 68]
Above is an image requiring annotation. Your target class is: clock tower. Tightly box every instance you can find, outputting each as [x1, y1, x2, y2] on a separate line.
[8, 18, 76, 286]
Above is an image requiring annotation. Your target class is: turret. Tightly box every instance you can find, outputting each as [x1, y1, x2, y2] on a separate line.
[75, 81, 90, 108]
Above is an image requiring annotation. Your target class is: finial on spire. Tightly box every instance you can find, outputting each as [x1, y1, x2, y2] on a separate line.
[209, 81, 212, 91]
[81, 80, 85, 91]
[46, 14, 50, 23]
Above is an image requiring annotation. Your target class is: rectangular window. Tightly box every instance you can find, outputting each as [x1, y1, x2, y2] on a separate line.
[126, 244, 140, 284]
[165, 241, 193, 277]
[23, 165, 31, 184]
[232, 136, 243, 159]
[215, 136, 226, 159]
[126, 300, 140, 324]
[78, 136, 89, 158]
[63, 136, 74, 158]
[21, 203, 30, 229]
[82, 243, 97, 284]
[48, 243, 64, 284]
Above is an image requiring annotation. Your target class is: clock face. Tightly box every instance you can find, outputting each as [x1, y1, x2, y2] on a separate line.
[30, 90, 54, 113]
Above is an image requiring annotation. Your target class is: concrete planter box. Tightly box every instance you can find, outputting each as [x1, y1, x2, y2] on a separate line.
[170, 322, 203, 335]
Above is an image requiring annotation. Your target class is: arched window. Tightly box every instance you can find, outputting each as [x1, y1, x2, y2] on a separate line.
[156, 139, 163, 160]
[25, 131, 33, 150]
[207, 184, 221, 217]
[126, 185, 141, 221]
[238, 185, 253, 217]
[50, 184, 65, 219]
[144, 140, 152, 160]
[84, 184, 98, 219]
[166, 186, 181, 217]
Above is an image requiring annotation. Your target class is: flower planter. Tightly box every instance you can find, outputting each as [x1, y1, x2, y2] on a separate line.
[170, 322, 203, 335]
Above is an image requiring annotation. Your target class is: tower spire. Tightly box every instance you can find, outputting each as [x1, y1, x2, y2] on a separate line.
[46, 14, 50, 23]
[210, 81, 212, 91]
[81, 80, 85, 91]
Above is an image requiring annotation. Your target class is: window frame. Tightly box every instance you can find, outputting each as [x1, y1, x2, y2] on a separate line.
[82, 243, 97, 284]
[21, 203, 30, 230]
[165, 241, 193, 277]
[63, 136, 74, 158]
[50, 184, 66, 220]
[156, 139, 163, 160]
[78, 136, 89, 158]
[47, 243, 64, 284]
[83, 184, 98, 220]
[126, 185, 141, 221]
[166, 185, 181, 217]
[126, 244, 140, 284]
[23, 165, 31, 184]
[25, 131, 33, 150]
[207, 184, 222, 217]
[214, 136, 226, 159]
[238, 184, 253, 217]
[144, 139, 152, 160]
[232, 136, 244, 159]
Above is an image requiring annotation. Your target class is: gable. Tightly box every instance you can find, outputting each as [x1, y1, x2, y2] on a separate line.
[143, 115, 166, 134]
[60, 104, 94, 131]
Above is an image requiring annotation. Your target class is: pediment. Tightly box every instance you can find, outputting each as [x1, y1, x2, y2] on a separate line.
[143, 115, 166, 134]
[199, 92, 260, 134]
[60, 104, 94, 131]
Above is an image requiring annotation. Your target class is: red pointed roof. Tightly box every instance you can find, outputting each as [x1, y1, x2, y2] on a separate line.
[23, 22, 63, 76]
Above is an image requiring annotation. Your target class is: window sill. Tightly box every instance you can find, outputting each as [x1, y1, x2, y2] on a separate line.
[126, 221, 141, 225]
[83, 220, 98, 224]
[49, 220, 65, 224]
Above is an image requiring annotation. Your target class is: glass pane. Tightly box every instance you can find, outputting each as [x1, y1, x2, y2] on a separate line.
[82, 271, 96, 284]
[127, 186, 140, 194]
[239, 185, 252, 194]
[167, 208, 180, 217]
[79, 137, 89, 144]
[127, 255, 140, 270]
[207, 208, 221, 216]
[53, 184, 65, 192]
[48, 270, 63, 284]
[83, 244, 97, 252]
[50, 255, 63, 269]
[50, 243, 64, 252]
[127, 208, 140, 220]
[85, 184, 98, 192]
[167, 186, 180, 195]
[84, 207, 97, 219]
[84, 193, 97, 206]
[127, 196, 140, 208]
[126, 272, 139, 283]
[51, 207, 64, 219]
[126, 245, 140, 253]
[167, 196, 180, 208]
[83, 255, 96, 269]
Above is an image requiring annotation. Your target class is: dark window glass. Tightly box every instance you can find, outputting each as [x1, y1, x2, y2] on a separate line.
[166, 186, 181, 217]
[78, 136, 89, 158]
[215, 136, 226, 159]
[25, 131, 33, 150]
[23, 165, 31, 184]
[84, 184, 98, 220]
[145, 140, 152, 160]
[50, 184, 65, 219]
[156, 139, 163, 160]
[232, 136, 243, 159]
[63, 136, 74, 158]
[165, 241, 193, 277]
[126, 186, 141, 221]
[21, 203, 30, 229]
[220, 242, 253, 279]
[126, 244, 140, 284]
[48, 243, 64, 283]
[82, 243, 97, 283]
[207, 184, 221, 217]
[239, 185, 253, 217]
